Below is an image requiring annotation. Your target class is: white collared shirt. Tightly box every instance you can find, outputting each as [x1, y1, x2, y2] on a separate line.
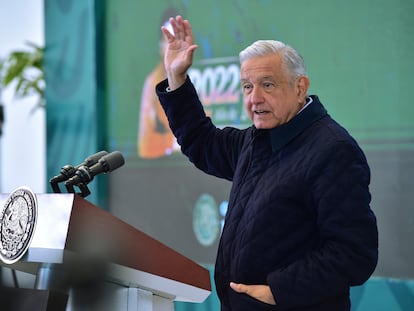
[297, 96, 313, 115]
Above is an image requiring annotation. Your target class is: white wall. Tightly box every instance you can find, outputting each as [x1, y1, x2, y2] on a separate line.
[0, 0, 45, 193]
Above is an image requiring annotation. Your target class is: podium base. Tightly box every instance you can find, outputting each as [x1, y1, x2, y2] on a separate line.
[34, 264, 174, 311]
[0, 286, 68, 311]
[63, 283, 174, 311]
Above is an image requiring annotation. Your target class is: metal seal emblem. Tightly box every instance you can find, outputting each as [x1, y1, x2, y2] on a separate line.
[0, 186, 38, 264]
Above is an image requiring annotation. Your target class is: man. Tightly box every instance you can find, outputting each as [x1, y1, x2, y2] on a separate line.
[156, 16, 378, 311]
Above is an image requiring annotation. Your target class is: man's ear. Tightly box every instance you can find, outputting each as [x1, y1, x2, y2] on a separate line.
[296, 76, 310, 101]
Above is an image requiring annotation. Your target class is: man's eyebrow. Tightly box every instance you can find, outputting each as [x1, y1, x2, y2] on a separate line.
[240, 76, 276, 83]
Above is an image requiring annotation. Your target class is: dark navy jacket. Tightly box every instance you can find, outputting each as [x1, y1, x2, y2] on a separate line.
[156, 77, 378, 311]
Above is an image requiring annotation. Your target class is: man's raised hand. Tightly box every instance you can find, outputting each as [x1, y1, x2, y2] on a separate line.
[161, 15, 198, 90]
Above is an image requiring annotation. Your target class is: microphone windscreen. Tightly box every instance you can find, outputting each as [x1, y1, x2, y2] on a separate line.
[100, 151, 125, 172]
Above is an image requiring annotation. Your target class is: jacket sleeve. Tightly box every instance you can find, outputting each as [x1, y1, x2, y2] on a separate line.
[267, 138, 378, 309]
[156, 77, 245, 181]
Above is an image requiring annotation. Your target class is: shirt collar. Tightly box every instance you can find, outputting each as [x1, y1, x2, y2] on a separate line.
[269, 95, 327, 152]
[297, 96, 313, 114]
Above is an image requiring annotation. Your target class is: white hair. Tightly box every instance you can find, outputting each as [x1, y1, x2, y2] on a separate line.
[239, 40, 307, 83]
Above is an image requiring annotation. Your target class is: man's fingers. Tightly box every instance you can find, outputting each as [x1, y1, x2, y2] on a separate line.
[230, 282, 247, 293]
[230, 283, 276, 305]
[182, 19, 194, 43]
[171, 15, 184, 41]
[161, 26, 174, 42]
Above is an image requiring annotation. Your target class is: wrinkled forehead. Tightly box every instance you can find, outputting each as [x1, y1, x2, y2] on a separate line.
[240, 54, 286, 80]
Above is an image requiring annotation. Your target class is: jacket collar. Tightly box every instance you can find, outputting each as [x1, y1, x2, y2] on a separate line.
[268, 95, 327, 152]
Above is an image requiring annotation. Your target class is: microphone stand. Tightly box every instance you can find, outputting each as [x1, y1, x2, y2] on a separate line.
[65, 181, 91, 198]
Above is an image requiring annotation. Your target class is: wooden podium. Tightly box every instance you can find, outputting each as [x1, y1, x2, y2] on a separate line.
[0, 193, 211, 311]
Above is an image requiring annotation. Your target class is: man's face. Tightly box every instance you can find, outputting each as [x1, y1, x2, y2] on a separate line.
[240, 53, 309, 129]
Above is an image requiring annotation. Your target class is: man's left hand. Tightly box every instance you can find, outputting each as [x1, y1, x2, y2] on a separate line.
[230, 282, 276, 305]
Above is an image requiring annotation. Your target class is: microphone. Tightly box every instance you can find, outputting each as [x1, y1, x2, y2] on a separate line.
[50, 150, 109, 184]
[65, 151, 125, 196]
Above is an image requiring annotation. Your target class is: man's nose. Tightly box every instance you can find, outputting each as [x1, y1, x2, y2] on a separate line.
[249, 86, 264, 104]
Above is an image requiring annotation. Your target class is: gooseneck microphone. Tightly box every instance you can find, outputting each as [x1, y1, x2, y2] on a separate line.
[49, 150, 108, 194]
[65, 151, 125, 197]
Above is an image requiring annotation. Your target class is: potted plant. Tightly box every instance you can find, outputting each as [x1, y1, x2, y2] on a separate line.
[0, 42, 45, 108]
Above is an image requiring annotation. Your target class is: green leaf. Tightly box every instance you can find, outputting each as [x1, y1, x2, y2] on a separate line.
[0, 42, 45, 106]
